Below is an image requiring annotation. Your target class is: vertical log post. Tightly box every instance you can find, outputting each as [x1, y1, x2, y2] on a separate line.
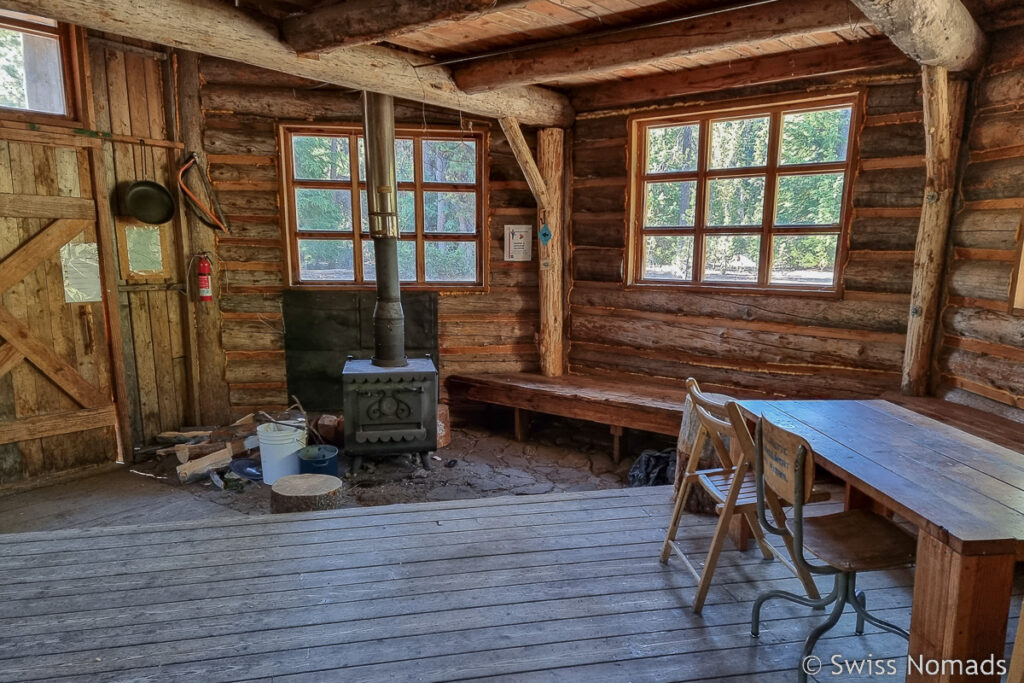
[499, 119, 566, 377]
[901, 66, 968, 395]
[537, 128, 565, 377]
[176, 50, 232, 424]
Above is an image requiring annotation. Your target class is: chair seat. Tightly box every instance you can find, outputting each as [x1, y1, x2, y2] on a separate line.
[787, 509, 916, 572]
[696, 469, 759, 506]
[695, 469, 831, 508]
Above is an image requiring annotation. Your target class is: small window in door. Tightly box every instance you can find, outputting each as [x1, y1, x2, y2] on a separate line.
[116, 218, 170, 281]
[0, 11, 70, 117]
[59, 239, 102, 303]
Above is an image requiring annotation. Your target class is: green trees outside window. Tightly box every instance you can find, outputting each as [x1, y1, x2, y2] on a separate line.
[633, 98, 854, 290]
[284, 126, 484, 287]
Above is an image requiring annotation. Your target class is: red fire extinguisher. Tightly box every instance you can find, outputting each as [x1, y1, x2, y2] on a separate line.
[197, 254, 213, 302]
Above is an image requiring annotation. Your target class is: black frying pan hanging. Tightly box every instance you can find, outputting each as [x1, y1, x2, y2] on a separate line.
[122, 139, 176, 224]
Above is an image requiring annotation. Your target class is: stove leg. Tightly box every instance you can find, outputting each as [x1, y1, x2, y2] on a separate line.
[420, 452, 433, 470]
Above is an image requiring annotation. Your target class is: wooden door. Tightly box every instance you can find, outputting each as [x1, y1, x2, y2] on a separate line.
[0, 132, 125, 483]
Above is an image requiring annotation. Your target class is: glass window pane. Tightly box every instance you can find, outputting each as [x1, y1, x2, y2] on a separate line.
[645, 124, 698, 174]
[124, 225, 163, 274]
[295, 188, 353, 231]
[357, 137, 414, 183]
[643, 235, 694, 281]
[297, 239, 354, 281]
[703, 234, 761, 283]
[425, 241, 477, 282]
[423, 140, 476, 184]
[644, 180, 696, 228]
[707, 176, 765, 227]
[770, 234, 839, 286]
[780, 107, 851, 165]
[0, 28, 65, 115]
[361, 189, 415, 233]
[362, 240, 416, 282]
[775, 173, 844, 226]
[710, 116, 769, 169]
[424, 191, 476, 234]
[60, 241, 102, 303]
[292, 136, 349, 181]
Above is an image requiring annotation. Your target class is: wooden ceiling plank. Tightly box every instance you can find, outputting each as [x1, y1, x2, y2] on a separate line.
[282, 0, 534, 54]
[8, 0, 573, 127]
[452, 0, 871, 92]
[571, 36, 911, 112]
[850, 0, 986, 71]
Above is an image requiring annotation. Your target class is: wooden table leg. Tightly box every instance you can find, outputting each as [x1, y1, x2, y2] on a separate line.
[845, 482, 892, 516]
[1008, 603, 1024, 681]
[908, 532, 1014, 682]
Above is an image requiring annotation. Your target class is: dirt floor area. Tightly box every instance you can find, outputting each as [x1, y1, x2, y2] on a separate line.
[0, 413, 670, 534]
[160, 417, 642, 517]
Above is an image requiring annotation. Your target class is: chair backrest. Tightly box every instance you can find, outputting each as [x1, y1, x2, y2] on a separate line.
[685, 378, 753, 470]
[756, 415, 816, 506]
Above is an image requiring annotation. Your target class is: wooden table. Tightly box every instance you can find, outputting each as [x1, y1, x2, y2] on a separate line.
[737, 398, 1024, 683]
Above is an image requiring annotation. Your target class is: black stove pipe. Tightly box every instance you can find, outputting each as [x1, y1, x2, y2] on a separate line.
[362, 92, 407, 368]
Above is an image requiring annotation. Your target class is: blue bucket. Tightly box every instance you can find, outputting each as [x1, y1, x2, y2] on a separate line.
[296, 445, 340, 477]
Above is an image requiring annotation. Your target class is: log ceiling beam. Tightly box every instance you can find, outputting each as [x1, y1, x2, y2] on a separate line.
[572, 37, 912, 112]
[451, 0, 871, 93]
[850, 0, 986, 72]
[5, 0, 572, 127]
[283, 0, 532, 54]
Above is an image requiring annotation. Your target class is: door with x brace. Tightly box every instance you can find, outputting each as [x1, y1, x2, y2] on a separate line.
[0, 133, 124, 482]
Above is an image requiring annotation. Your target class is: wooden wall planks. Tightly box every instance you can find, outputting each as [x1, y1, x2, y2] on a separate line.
[87, 34, 190, 444]
[934, 25, 1024, 419]
[0, 137, 116, 482]
[198, 59, 541, 416]
[567, 77, 926, 398]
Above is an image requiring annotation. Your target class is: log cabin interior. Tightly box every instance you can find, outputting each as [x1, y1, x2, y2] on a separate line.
[1, 0, 1024, 680]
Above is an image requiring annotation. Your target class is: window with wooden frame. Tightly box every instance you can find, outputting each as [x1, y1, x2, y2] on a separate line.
[0, 10, 76, 119]
[281, 124, 486, 289]
[627, 94, 859, 293]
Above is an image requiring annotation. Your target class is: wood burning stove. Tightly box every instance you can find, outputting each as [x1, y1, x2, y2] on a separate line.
[342, 92, 438, 467]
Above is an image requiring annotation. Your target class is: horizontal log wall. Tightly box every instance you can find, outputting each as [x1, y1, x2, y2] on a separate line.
[934, 27, 1024, 420]
[199, 59, 539, 417]
[568, 77, 925, 398]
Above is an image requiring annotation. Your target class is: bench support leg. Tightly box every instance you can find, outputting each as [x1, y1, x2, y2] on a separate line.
[610, 425, 624, 464]
[514, 408, 530, 442]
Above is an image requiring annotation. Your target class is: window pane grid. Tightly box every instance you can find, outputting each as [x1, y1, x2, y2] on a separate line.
[633, 97, 855, 292]
[284, 126, 485, 287]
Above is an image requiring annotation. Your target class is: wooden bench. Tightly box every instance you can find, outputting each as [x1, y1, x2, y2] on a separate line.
[446, 372, 689, 462]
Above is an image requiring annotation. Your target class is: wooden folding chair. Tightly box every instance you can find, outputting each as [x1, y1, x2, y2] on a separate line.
[660, 378, 821, 614]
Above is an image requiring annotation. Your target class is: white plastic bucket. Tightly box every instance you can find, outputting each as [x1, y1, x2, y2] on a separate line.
[257, 421, 307, 484]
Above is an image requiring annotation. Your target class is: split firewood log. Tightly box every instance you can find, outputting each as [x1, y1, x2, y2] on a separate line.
[155, 430, 212, 444]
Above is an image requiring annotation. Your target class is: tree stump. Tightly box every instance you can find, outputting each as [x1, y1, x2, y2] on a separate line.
[270, 474, 345, 514]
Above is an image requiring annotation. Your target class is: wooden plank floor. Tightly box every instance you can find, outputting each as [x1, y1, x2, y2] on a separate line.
[0, 486, 1018, 682]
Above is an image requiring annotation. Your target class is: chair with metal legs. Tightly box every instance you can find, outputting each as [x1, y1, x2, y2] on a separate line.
[750, 415, 916, 682]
